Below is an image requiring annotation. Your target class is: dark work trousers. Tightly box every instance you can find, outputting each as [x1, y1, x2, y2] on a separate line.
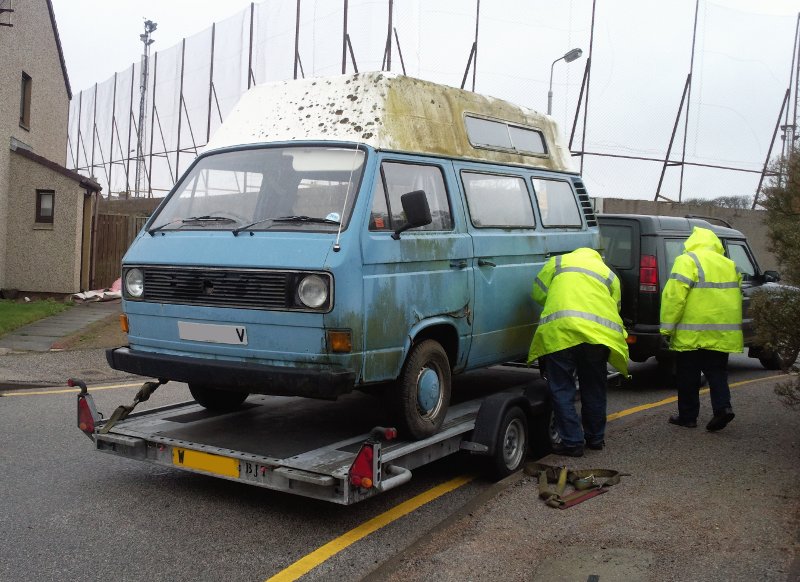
[675, 349, 732, 420]
[543, 343, 610, 448]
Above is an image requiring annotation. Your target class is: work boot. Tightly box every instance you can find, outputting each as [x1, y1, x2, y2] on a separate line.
[551, 442, 584, 457]
[668, 414, 697, 428]
[706, 408, 735, 432]
[586, 440, 605, 450]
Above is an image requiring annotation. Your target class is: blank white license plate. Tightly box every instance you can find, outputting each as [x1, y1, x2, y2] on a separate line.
[178, 322, 248, 345]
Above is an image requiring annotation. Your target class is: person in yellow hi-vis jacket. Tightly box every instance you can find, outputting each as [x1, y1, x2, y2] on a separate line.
[661, 226, 743, 432]
[528, 247, 629, 457]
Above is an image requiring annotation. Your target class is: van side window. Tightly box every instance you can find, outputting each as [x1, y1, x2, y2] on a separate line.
[531, 178, 582, 227]
[369, 176, 390, 230]
[372, 162, 453, 231]
[727, 242, 756, 280]
[462, 172, 535, 228]
[464, 116, 547, 155]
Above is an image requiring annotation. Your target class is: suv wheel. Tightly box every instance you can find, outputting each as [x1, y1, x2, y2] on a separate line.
[759, 348, 800, 371]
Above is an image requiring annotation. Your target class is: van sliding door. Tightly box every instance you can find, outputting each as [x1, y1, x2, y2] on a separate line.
[457, 166, 546, 368]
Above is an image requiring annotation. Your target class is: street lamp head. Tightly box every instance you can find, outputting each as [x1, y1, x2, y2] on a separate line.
[547, 47, 583, 115]
[563, 48, 583, 63]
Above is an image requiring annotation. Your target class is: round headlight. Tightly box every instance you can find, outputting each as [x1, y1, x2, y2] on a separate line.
[125, 268, 144, 298]
[297, 274, 328, 309]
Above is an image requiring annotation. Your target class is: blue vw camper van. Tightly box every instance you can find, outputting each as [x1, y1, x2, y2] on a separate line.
[107, 72, 599, 439]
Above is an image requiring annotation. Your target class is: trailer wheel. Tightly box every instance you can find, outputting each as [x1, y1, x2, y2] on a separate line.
[189, 384, 248, 412]
[389, 340, 451, 440]
[489, 406, 528, 479]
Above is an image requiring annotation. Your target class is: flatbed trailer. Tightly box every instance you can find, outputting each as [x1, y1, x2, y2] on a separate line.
[75, 367, 551, 505]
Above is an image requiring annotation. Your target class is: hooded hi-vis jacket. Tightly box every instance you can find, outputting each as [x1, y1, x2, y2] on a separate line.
[660, 226, 743, 353]
[527, 247, 629, 375]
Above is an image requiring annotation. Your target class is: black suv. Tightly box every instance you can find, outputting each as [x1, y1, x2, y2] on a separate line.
[597, 214, 783, 369]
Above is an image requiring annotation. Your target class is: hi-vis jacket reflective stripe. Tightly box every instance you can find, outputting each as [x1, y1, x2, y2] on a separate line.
[527, 247, 629, 375]
[660, 226, 743, 353]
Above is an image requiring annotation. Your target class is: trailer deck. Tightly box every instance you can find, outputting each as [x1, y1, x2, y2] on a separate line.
[80, 366, 550, 505]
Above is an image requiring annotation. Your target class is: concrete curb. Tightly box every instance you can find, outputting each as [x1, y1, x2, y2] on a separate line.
[362, 468, 529, 582]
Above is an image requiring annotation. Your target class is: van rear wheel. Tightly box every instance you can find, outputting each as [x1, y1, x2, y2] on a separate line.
[189, 384, 248, 412]
[389, 340, 451, 440]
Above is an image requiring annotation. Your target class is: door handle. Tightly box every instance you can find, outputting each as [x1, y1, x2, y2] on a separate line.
[478, 259, 496, 267]
[450, 259, 468, 269]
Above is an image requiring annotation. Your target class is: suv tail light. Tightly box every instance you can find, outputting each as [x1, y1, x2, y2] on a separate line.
[639, 255, 658, 293]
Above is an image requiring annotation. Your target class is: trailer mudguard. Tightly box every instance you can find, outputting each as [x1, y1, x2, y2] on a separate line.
[469, 391, 549, 456]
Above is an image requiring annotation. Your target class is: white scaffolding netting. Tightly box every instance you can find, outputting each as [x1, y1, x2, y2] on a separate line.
[66, 0, 798, 202]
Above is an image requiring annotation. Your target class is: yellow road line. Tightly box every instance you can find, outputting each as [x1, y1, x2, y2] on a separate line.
[0, 381, 143, 397]
[266, 475, 475, 582]
[607, 375, 778, 421]
[268, 372, 781, 581]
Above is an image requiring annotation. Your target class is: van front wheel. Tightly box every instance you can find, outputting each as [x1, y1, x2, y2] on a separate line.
[390, 340, 452, 440]
[189, 384, 248, 412]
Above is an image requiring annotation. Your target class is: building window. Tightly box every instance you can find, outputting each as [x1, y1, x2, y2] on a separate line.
[0, 0, 13, 28]
[36, 190, 54, 223]
[20, 71, 32, 129]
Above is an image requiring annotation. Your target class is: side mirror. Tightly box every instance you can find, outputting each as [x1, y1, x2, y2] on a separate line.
[763, 270, 781, 283]
[392, 190, 432, 240]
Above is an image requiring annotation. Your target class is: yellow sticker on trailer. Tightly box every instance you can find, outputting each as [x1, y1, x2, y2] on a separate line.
[172, 447, 240, 478]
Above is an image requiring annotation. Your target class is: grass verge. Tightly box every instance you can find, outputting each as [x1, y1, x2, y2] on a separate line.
[0, 299, 71, 337]
[53, 312, 127, 350]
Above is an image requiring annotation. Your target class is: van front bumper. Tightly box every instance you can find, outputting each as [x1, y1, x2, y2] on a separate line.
[106, 347, 356, 400]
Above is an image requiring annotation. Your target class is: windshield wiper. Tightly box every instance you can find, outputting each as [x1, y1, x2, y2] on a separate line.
[232, 217, 275, 236]
[273, 215, 341, 225]
[148, 215, 236, 235]
[233, 215, 340, 237]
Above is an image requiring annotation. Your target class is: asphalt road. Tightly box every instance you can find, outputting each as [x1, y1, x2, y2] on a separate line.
[0, 354, 794, 581]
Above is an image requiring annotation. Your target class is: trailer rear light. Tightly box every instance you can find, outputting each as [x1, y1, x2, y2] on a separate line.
[71, 378, 99, 440]
[626, 335, 637, 344]
[349, 442, 376, 489]
[639, 255, 658, 293]
[370, 426, 398, 440]
[77, 395, 95, 435]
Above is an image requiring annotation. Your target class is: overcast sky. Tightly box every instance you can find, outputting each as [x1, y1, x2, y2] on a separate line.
[50, 0, 800, 202]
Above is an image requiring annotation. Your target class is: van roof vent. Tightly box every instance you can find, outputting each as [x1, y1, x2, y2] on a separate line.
[573, 180, 597, 227]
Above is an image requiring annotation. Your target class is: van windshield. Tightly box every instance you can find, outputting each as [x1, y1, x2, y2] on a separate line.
[148, 146, 365, 233]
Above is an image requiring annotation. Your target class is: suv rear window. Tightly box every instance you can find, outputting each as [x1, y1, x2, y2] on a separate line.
[599, 224, 633, 269]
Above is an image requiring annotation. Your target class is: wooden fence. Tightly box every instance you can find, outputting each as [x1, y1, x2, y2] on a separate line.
[92, 214, 148, 289]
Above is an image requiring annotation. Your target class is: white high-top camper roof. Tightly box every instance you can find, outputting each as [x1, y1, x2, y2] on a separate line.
[205, 72, 575, 173]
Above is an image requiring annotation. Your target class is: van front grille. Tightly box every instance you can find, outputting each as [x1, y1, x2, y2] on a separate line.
[573, 179, 598, 227]
[143, 267, 291, 310]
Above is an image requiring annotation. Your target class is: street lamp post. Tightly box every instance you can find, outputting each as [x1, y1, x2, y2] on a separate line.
[548, 48, 583, 115]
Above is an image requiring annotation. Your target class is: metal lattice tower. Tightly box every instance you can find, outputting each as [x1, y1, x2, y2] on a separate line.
[135, 19, 157, 197]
